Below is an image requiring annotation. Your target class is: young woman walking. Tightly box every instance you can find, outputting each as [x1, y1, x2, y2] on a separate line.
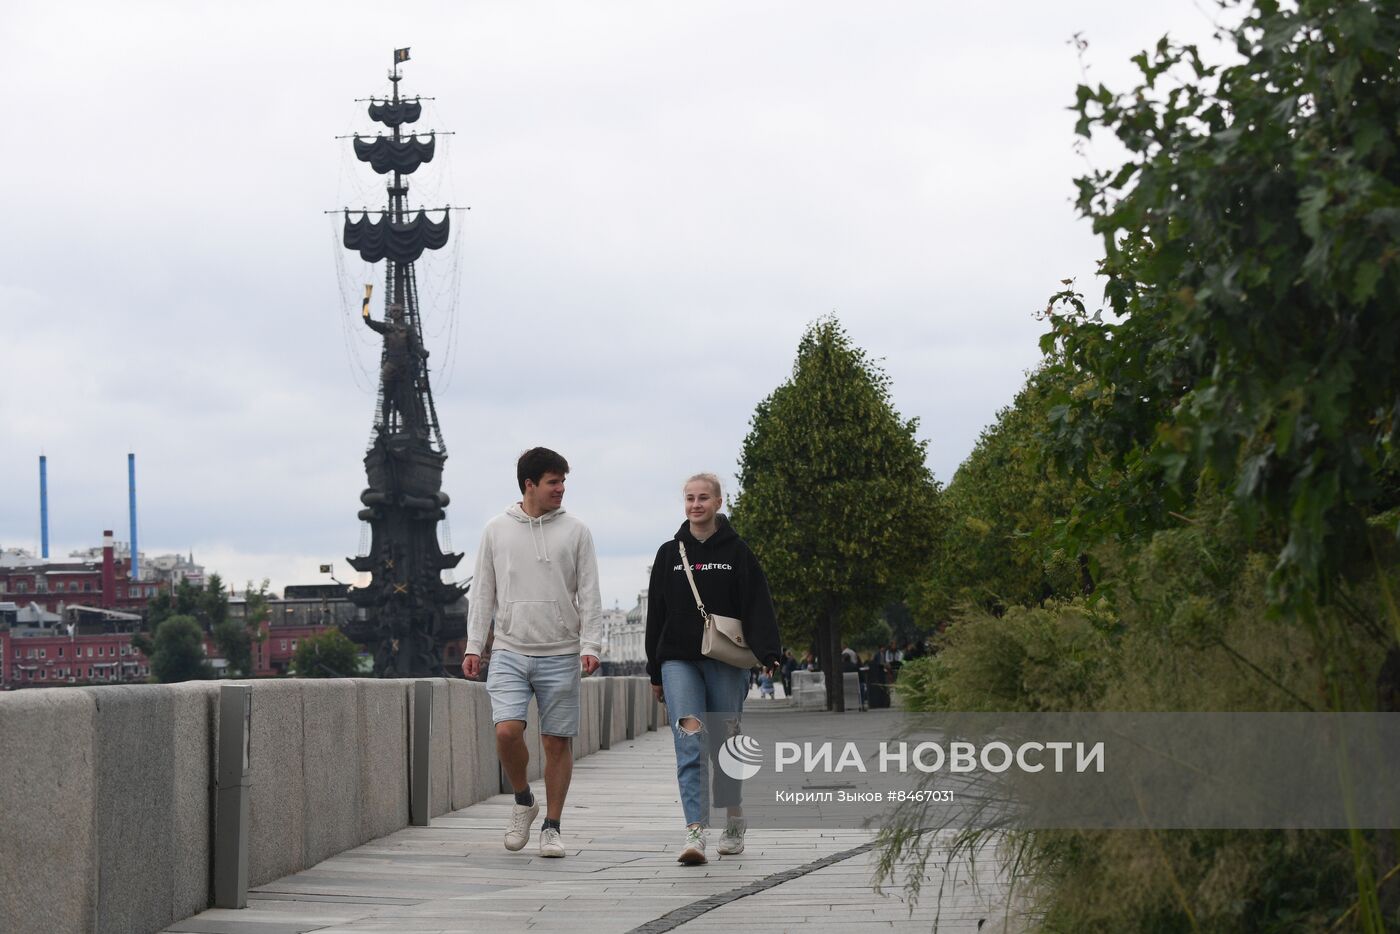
[645, 473, 782, 864]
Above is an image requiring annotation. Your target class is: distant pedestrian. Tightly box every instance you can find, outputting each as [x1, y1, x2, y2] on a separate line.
[646, 472, 782, 865]
[868, 645, 892, 709]
[842, 648, 866, 708]
[887, 641, 904, 681]
[780, 650, 797, 696]
[462, 447, 603, 859]
[759, 668, 775, 699]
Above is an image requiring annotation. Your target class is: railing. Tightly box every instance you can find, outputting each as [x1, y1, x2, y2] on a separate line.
[0, 675, 659, 934]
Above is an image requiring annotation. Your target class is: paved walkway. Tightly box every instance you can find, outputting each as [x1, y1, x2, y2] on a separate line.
[166, 724, 1028, 934]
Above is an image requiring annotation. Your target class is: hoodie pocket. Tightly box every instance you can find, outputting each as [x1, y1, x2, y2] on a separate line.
[501, 600, 573, 644]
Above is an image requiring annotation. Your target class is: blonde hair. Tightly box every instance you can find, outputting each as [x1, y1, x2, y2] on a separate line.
[684, 472, 723, 499]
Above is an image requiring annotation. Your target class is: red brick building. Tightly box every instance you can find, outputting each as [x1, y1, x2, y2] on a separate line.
[0, 531, 164, 615]
[0, 627, 151, 688]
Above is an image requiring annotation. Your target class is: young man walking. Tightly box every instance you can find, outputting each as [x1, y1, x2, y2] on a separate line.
[462, 447, 603, 858]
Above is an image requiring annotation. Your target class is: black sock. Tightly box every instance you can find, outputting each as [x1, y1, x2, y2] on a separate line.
[514, 786, 535, 807]
[542, 817, 561, 832]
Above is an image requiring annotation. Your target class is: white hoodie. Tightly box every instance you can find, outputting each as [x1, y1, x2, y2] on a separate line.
[464, 503, 604, 658]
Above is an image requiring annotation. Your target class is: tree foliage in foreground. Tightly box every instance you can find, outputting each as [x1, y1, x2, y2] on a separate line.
[1039, 0, 1400, 617]
[730, 317, 939, 710]
[878, 2, 1400, 929]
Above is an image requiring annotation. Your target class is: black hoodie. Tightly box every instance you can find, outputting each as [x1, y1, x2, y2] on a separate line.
[644, 514, 782, 684]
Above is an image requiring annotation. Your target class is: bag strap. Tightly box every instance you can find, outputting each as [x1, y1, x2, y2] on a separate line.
[677, 541, 708, 620]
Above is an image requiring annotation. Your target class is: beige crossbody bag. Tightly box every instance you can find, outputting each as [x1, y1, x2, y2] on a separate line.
[678, 540, 760, 670]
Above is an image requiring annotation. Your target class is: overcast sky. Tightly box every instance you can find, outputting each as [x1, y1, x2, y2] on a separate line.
[1, 1, 1233, 611]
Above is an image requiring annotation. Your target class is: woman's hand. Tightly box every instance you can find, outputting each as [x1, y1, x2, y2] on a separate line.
[651, 683, 664, 703]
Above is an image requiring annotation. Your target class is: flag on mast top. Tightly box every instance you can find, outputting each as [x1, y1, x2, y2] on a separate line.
[394, 47, 410, 64]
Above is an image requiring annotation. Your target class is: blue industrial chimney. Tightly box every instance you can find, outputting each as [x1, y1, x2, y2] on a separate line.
[39, 455, 49, 559]
[128, 453, 139, 581]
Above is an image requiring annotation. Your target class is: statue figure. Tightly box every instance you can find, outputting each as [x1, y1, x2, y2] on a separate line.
[362, 301, 429, 430]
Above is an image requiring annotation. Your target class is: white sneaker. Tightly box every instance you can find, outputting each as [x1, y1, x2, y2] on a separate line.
[716, 817, 746, 855]
[539, 825, 566, 858]
[504, 801, 539, 851]
[677, 824, 708, 865]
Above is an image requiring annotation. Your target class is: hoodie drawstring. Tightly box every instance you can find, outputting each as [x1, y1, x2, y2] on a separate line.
[529, 514, 551, 563]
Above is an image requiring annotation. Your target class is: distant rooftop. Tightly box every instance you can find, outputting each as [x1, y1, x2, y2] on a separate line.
[0, 548, 37, 568]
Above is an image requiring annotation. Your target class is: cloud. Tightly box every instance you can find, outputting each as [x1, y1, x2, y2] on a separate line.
[0, 0, 1232, 607]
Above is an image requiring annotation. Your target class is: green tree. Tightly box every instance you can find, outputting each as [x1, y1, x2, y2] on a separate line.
[242, 579, 270, 666]
[876, 3, 1400, 927]
[1040, 0, 1400, 620]
[200, 574, 228, 629]
[879, 599, 925, 648]
[146, 580, 194, 630]
[290, 628, 362, 678]
[730, 317, 940, 710]
[211, 620, 250, 677]
[211, 579, 271, 678]
[1037, 9, 1400, 924]
[913, 371, 1082, 621]
[846, 613, 893, 654]
[149, 615, 213, 683]
[147, 574, 229, 632]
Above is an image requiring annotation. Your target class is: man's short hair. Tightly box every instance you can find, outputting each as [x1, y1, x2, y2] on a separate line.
[517, 447, 570, 493]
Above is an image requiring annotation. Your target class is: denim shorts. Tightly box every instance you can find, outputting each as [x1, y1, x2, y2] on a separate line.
[486, 649, 580, 737]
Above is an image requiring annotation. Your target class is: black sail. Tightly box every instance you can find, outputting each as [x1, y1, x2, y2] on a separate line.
[343, 210, 451, 264]
[368, 99, 422, 128]
[353, 134, 436, 175]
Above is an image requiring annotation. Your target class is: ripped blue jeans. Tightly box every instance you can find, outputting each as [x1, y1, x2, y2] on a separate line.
[660, 658, 750, 827]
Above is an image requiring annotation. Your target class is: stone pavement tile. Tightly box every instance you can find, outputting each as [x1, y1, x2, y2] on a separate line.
[284, 864, 487, 879]
[709, 925, 905, 931]
[306, 927, 467, 934]
[215, 903, 378, 923]
[367, 908, 538, 923]
[166, 920, 335, 934]
[663, 925, 899, 933]
[253, 877, 505, 900]
[246, 895, 423, 909]
[522, 917, 668, 931]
